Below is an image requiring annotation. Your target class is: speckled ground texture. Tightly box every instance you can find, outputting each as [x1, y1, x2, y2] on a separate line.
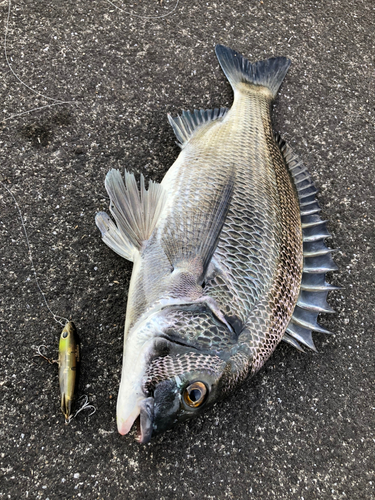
[1, 0, 374, 498]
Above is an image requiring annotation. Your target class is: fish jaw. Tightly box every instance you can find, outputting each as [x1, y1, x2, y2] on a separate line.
[117, 395, 155, 443]
[137, 397, 155, 444]
[116, 315, 168, 438]
[116, 337, 153, 436]
[117, 403, 140, 436]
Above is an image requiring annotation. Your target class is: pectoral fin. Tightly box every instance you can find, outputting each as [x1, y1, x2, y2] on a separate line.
[161, 173, 234, 280]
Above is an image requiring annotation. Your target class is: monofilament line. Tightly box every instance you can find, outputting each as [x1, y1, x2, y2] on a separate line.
[3, 0, 77, 122]
[1, 181, 69, 327]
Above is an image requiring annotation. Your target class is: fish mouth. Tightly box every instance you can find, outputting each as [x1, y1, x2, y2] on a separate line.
[136, 397, 154, 444]
[117, 335, 192, 442]
[117, 397, 154, 444]
[116, 333, 160, 440]
[117, 404, 141, 436]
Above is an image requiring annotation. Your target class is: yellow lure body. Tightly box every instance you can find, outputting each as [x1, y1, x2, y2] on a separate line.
[58, 321, 80, 421]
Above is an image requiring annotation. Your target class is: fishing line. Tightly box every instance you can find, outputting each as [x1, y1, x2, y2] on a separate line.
[3, 0, 77, 122]
[2, 103, 77, 122]
[3, 0, 180, 121]
[0, 181, 69, 327]
[104, 0, 180, 19]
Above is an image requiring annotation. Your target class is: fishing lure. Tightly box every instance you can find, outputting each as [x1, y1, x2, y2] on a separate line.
[58, 321, 80, 421]
[35, 321, 82, 422]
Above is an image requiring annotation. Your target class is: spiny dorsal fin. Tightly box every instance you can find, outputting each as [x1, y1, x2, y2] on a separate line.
[168, 107, 228, 148]
[275, 134, 338, 352]
[95, 169, 166, 262]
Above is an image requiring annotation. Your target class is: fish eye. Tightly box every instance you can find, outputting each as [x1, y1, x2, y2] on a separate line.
[62, 331, 68, 339]
[183, 382, 207, 408]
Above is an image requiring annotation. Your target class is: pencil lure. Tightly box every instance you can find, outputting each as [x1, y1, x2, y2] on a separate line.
[34, 323, 96, 422]
[58, 321, 80, 422]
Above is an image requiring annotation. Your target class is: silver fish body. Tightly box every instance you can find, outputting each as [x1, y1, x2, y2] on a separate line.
[96, 45, 337, 443]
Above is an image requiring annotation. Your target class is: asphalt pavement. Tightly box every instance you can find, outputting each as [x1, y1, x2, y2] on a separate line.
[0, 0, 374, 498]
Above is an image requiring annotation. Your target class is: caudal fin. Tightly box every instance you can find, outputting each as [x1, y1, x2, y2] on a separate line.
[215, 45, 291, 99]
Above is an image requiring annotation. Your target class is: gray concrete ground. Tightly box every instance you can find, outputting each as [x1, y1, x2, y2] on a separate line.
[0, 0, 374, 498]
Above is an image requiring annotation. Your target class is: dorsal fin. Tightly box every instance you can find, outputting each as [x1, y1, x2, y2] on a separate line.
[168, 107, 228, 148]
[275, 135, 339, 352]
[95, 169, 166, 262]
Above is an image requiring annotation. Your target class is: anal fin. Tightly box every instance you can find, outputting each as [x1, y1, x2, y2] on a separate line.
[95, 211, 136, 261]
[168, 108, 228, 148]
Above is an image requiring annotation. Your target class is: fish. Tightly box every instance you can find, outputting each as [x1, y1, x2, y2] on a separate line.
[58, 321, 80, 421]
[95, 45, 337, 443]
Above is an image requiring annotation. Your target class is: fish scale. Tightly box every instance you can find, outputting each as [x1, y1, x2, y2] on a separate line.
[205, 92, 300, 345]
[95, 45, 337, 443]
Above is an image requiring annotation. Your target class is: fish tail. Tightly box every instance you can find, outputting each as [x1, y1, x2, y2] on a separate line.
[215, 45, 291, 99]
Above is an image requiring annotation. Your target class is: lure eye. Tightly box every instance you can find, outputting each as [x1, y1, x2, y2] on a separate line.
[183, 382, 207, 408]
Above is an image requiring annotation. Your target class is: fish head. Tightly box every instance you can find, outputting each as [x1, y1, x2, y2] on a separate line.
[116, 307, 246, 443]
[117, 331, 227, 443]
[143, 348, 227, 442]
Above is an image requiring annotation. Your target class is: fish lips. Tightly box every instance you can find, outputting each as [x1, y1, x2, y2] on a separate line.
[137, 379, 181, 443]
[137, 397, 155, 444]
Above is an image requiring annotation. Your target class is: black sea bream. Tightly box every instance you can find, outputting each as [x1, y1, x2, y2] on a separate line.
[96, 45, 337, 443]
